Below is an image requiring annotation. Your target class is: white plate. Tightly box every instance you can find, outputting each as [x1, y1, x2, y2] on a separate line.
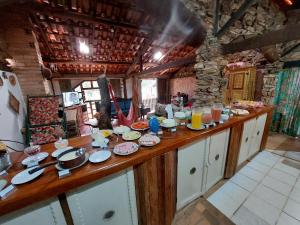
[22, 152, 49, 166]
[113, 126, 131, 135]
[130, 122, 149, 131]
[161, 123, 177, 129]
[186, 123, 205, 131]
[55, 153, 89, 171]
[51, 146, 73, 158]
[91, 139, 109, 148]
[89, 151, 111, 163]
[122, 131, 141, 141]
[231, 109, 249, 115]
[0, 179, 7, 191]
[11, 167, 45, 185]
[138, 134, 160, 147]
[113, 142, 139, 156]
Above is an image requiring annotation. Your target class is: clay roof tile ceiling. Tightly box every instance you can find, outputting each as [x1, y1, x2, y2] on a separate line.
[30, 0, 205, 77]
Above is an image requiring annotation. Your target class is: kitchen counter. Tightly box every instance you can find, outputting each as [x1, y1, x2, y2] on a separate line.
[0, 106, 273, 216]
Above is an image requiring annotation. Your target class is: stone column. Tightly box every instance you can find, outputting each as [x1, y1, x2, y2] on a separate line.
[193, 33, 228, 107]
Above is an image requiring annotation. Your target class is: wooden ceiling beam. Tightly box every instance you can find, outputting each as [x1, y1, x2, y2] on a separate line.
[130, 56, 196, 78]
[125, 23, 164, 77]
[213, 0, 220, 35]
[222, 23, 300, 54]
[281, 42, 300, 58]
[29, 14, 55, 58]
[44, 60, 132, 65]
[216, 0, 258, 37]
[52, 73, 126, 80]
[31, 4, 152, 33]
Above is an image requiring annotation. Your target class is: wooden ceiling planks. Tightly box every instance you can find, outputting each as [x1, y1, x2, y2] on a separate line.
[27, 0, 205, 77]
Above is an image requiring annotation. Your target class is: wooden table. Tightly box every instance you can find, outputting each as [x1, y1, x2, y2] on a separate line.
[0, 106, 273, 217]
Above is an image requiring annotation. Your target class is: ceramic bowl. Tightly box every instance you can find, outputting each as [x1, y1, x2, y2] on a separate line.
[54, 139, 69, 149]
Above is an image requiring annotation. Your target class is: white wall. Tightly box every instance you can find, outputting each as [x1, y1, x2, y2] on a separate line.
[0, 71, 26, 151]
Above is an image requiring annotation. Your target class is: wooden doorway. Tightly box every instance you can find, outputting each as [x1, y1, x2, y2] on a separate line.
[224, 67, 256, 104]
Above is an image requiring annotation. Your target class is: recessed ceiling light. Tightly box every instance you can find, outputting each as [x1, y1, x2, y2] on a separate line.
[5, 58, 15, 67]
[284, 0, 293, 5]
[153, 51, 163, 61]
[79, 41, 90, 54]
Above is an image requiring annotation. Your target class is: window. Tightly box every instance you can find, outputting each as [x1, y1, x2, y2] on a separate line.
[83, 89, 101, 101]
[74, 80, 101, 119]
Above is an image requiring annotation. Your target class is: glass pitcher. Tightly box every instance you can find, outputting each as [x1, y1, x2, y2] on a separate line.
[202, 107, 213, 124]
[211, 103, 223, 122]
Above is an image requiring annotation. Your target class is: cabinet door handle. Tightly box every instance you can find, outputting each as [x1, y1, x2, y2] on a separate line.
[257, 131, 260, 136]
[215, 154, 220, 161]
[103, 210, 115, 220]
[245, 137, 248, 142]
[190, 167, 196, 175]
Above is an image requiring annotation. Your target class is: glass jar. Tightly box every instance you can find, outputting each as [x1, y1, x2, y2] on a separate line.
[0, 143, 11, 173]
[191, 107, 203, 129]
[202, 107, 213, 124]
[211, 103, 223, 122]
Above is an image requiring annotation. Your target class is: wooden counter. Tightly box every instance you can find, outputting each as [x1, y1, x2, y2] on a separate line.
[0, 106, 273, 216]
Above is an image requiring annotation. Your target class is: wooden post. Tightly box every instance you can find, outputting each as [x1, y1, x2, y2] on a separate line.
[123, 78, 127, 99]
[96, 74, 112, 129]
[132, 76, 140, 120]
[134, 151, 177, 225]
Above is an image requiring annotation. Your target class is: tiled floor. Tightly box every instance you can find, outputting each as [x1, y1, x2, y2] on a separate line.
[207, 150, 300, 225]
[266, 133, 300, 151]
[172, 197, 235, 225]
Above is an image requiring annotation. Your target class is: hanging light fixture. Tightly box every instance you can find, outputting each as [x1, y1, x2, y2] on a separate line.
[79, 41, 90, 54]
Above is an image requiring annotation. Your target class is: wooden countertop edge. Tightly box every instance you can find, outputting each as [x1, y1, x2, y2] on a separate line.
[0, 106, 274, 216]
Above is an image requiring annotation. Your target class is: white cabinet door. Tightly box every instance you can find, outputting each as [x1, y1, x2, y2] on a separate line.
[237, 118, 256, 166]
[248, 113, 267, 157]
[0, 198, 66, 225]
[66, 169, 138, 225]
[177, 139, 206, 210]
[204, 129, 230, 192]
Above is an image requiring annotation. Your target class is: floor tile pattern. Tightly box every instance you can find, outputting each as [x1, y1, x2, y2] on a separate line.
[207, 150, 300, 225]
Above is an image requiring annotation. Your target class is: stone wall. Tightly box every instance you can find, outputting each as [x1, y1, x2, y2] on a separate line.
[180, 0, 285, 106]
[0, 8, 49, 99]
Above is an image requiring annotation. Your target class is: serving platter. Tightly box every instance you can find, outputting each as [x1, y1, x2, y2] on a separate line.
[138, 134, 160, 147]
[113, 125, 131, 135]
[51, 146, 73, 158]
[89, 150, 111, 163]
[22, 152, 49, 166]
[131, 121, 149, 131]
[122, 131, 141, 141]
[11, 167, 45, 185]
[231, 109, 250, 116]
[113, 142, 139, 156]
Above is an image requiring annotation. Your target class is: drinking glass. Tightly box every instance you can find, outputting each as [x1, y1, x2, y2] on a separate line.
[191, 107, 203, 129]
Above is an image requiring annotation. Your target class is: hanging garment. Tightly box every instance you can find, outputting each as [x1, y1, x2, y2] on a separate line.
[108, 84, 137, 126]
[272, 68, 300, 137]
